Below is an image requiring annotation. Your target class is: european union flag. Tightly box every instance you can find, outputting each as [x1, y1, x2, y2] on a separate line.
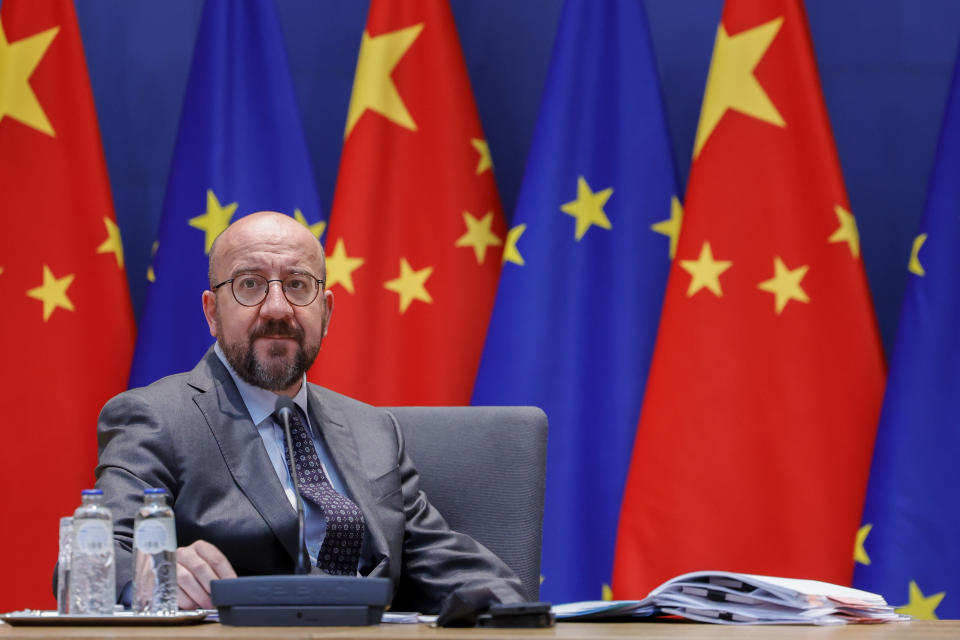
[471, 0, 679, 602]
[853, 51, 960, 619]
[129, 0, 324, 386]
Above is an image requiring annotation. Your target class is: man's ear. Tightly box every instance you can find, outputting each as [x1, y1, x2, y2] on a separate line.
[321, 289, 334, 339]
[202, 290, 218, 337]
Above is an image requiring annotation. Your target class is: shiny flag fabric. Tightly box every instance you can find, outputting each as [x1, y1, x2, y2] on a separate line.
[128, 0, 324, 387]
[852, 48, 960, 620]
[311, 0, 504, 406]
[0, 0, 135, 609]
[472, 0, 680, 602]
[613, 0, 885, 597]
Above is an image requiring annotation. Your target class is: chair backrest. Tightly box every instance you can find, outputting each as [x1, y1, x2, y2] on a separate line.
[386, 406, 547, 602]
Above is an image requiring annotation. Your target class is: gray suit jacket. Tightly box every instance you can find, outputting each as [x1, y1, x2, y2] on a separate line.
[94, 348, 525, 612]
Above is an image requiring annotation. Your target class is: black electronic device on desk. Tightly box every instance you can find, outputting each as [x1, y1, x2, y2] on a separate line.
[477, 602, 555, 628]
[210, 575, 392, 626]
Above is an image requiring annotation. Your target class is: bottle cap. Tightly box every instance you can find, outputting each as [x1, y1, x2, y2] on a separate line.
[143, 488, 167, 494]
[81, 489, 103, 495]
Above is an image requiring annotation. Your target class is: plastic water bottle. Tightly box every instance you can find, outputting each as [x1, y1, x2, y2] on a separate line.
[57, 517, 73, 614]
[69, 489, 116, 615]
[133, 488, 178, 614]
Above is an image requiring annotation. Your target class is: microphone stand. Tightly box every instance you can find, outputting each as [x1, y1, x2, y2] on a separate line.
[277, 402, 311, 575]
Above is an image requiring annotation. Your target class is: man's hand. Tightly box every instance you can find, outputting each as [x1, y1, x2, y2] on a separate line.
[176, 540, 237, 609]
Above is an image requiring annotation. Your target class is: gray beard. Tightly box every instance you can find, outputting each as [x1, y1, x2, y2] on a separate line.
[222, 339, 315, 391]
[218, 319, 320, 391]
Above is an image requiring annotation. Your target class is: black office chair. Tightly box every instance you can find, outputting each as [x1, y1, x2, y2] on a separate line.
[386, 406, 547, 602]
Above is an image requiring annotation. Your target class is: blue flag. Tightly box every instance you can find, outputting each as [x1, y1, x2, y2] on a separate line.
[853, 52, 960, 619]
[471, 0, 679, 602]
[129, 0, 324, 387]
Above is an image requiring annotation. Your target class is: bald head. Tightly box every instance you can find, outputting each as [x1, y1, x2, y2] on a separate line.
[208, 211, 325, 288]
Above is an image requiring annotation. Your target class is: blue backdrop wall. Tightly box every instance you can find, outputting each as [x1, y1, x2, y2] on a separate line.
[30, 0, 960, 356]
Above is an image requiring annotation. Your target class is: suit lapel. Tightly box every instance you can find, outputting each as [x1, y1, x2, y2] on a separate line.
[189, 350, 300, 562]
[307, 387, 390, 574]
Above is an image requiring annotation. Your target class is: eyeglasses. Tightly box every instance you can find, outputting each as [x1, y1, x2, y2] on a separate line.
[212, 273, 324, 307]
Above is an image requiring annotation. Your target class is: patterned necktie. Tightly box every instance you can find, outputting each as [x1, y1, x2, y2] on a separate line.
[276, 406, 365, 575]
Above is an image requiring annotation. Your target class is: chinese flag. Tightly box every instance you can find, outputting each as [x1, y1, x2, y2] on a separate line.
[311, 0, 504, 405]
[0, 0, 134, 609]
[612, 0, 885, 596]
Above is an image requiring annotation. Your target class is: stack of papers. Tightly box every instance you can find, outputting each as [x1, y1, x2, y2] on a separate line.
[554, 571, 907, 625]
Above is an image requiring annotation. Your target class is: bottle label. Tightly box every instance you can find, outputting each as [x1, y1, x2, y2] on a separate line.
[74, 520, 112, 554]
[134, 518, 176, 553]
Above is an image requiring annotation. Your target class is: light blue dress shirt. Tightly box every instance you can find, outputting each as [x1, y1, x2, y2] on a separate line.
[214, 343, 351, 566]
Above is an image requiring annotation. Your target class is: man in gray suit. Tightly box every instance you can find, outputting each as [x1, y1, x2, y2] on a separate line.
[94, 211, 525, 612]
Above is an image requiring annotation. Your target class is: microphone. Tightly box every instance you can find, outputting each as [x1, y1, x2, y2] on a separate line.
[275, 395, 311, 575]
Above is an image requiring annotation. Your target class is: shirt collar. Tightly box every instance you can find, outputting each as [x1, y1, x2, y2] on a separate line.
[214, 342, 310, 426]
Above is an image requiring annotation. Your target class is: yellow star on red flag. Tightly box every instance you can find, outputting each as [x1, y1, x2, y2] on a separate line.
[326, 238, 365, 294]
[1, 0, 138, 611]
[471, 138, 493, 174]
[384, 257, 433, 313]
[694, 16, 785, 157]
[26, 264, 75, 321]
[0, 19, 59, 136]
[828, 205, 860, 258]
[679, 241, 732, 297]
[757, 256, 809, 314]
[345, 23, 423, 137]
[455, 211, 502, 264]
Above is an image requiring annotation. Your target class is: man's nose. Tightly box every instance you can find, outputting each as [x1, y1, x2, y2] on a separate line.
[259, 281, 293, 317]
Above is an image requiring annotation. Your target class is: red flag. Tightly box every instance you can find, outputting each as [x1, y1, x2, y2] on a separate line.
[311, 0, 504, 405]
[0, 0, 134, 609]
[612, 0, 885, 596]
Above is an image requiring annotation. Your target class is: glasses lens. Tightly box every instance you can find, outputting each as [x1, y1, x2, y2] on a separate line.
[232, 274, 268, 306]
[283, 275, 318, 306]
